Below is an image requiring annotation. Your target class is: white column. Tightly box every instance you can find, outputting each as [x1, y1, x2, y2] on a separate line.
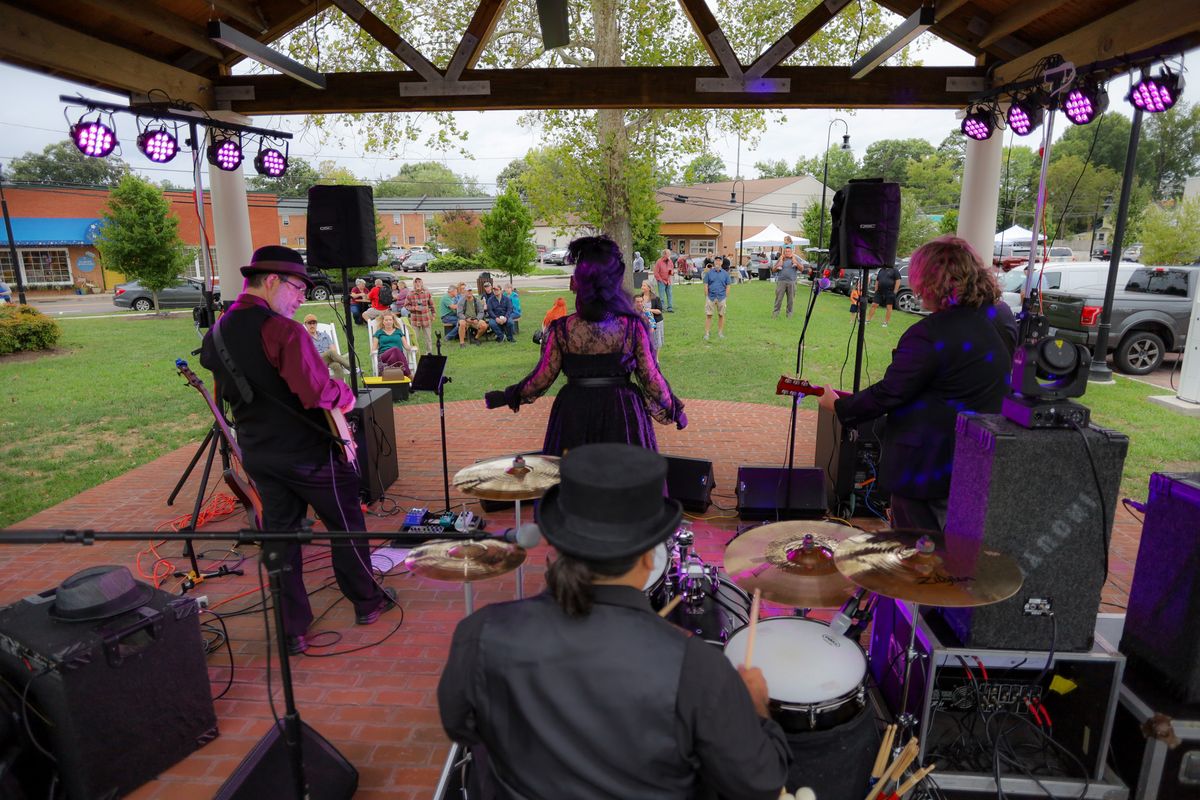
[955, 133, 1004, 264]
[1176, 290, 1200, 404]
[205, 113, 254, 298]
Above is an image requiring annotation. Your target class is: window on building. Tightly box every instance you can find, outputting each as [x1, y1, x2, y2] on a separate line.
[17, 249, 72, 286]
[280, 237, 287, 245]
[297, 236, 305, 247]
[791, 202, 798, 218]
[408, 235, 415, 244]
[282, 215, 290, 226]
[0, 250, 17, 284]
[391, 236, 398, 246]
[694, 239, 716, 255]
[184, 247, 220, 279]
[392, 214, 401, 224]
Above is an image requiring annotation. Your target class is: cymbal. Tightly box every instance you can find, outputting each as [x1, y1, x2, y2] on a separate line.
[834, 529, 1023, 608]
[724, 520, 859, 608]
[453, 454, 561, 501]
[404, 539, 527, 583]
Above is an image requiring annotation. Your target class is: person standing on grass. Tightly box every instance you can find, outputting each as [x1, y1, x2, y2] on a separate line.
[867, 262, 901, 327]
[640, 281, 664, 351]
[404, 276, 434, 352]
[703, 256, 732, 341]
[772, 239, 803, 318]
[653, 248, 675, 312]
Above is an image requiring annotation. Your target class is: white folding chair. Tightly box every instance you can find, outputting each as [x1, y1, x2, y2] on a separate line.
[314, 322, 343, 376]
[367, 317, 418, 375]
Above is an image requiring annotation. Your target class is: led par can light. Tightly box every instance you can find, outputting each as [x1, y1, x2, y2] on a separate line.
[207, 137, 244, 171]
[71, 120, 117, 158]
[1006, 96, 1044, 136]
[961, 108, 995, 141]
[1128, 70, 1184, 113]
[254, 147, 288, 178]
[1063, 82, 1109, 125]
[137, 128, 179, 163]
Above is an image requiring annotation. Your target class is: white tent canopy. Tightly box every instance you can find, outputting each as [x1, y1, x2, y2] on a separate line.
[736, 223, 808, 248]
[994, 225, 1046, 243]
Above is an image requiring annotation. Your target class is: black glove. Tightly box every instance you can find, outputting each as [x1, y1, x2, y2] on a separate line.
[484, 390, 507, 409]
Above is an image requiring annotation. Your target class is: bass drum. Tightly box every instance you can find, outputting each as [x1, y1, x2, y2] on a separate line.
[724, 617, 867, 732]
[649, 567, 752, 645]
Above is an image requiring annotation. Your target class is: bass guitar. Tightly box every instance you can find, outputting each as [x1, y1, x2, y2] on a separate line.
[176, 359, 263, 529]
[775, 375, 852, 400]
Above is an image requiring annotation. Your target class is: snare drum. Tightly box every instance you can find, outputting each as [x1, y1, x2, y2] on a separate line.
[724, 617, 867, 732]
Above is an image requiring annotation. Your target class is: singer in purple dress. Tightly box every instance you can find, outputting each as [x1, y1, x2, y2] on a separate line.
[484, 236, 687, 454]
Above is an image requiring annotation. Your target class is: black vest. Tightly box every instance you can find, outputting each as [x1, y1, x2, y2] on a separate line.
[200, 302, 332, 461]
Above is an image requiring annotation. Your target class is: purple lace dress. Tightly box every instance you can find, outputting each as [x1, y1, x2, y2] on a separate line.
[500, 313, 684, 454]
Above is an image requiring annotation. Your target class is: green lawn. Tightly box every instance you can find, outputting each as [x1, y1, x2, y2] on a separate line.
[1, 281, 1196, 527]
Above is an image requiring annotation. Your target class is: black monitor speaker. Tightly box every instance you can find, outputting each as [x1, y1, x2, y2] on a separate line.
[829, 179, 901, 270]
[665, 455, 715, 513]
[306, 185, 377, 269]
[349, 387, 398, 502]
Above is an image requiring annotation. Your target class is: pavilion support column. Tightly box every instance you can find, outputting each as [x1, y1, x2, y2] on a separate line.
[206, 113, 254, 299]
[955, 132, 1003, 264]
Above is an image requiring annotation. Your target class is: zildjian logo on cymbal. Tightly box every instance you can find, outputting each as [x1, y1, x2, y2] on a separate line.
[916, 574, 976, 585]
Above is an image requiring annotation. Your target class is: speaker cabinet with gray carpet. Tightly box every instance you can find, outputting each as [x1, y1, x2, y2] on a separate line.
[0, 588, 217, 800]
[349, 387, 398, 502]
[306, 185, 377, 269]
[1120, 471, 1200, 702]
[933, 413, 1128, 652]
[735, 466, 827, 520]
[665, 455, 715, 513]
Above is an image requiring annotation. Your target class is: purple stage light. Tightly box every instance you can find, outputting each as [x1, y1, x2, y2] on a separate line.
[961, 109, 994, 141]
[70, 120, 116, 158]
[136, 128, 178, 163]
[1063, 82, 1108, 125]
[254, 147, 288, 178]
[207, 138, 243, 171]
[1006, 97, 1043, 137]
[1128, 71, 1183, 113]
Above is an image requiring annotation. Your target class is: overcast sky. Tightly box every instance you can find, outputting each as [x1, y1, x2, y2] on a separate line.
[1, 35, 1196, 192]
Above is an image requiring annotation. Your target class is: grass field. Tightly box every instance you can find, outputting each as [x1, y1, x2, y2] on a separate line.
[1, 280, 1196, 527]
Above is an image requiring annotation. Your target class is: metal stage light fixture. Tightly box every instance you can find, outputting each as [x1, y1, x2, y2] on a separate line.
[961, 107, 995, 141]
[1063, 80, 1109, 125]
[208, 135, 244, 171]
[1127, 69, 1183, 113]
[70, 117, 116, 158]
[254, 144, 288, 178]
[137, 127, 179, 163]
[1006, 95, 1043, 136]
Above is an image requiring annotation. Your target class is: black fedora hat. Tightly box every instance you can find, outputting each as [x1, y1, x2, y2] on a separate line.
[239, 245, 313, 288]
[49, 565, 155, 622]
[536, 443, 681, 560]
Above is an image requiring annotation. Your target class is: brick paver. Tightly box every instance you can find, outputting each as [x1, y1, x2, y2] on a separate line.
[0, 399, 1142, 797]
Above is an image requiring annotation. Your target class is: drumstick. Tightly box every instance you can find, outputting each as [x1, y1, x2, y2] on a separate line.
[657, 594, 685, 617]
[871, 724, 897, 780]
[896, 764, 936, 797]
[743, 589, 762, 669]
[863, 739, 918, 800]
[885, 743, 921, 792]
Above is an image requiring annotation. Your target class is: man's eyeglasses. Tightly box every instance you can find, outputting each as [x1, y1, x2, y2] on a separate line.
[279, 276, 306, 293]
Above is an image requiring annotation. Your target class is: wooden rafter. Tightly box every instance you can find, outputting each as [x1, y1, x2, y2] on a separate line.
[74, 0, 224, 60]
[449, 0, 510, 74]
[744, 0, 852, 80]
[0, 3, 213, 108]
[675, 0, 738, 77]
[978, 0, 1069, 49]
[876, 0, 1031, 63]
[209, 0, 269, 34]
[994, 0, 1200, 83]
[214, 65, 985, 112]
[328, 0, 443, 81]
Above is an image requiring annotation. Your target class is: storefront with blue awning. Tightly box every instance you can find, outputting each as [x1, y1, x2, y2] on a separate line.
[0, 217, 104, 289]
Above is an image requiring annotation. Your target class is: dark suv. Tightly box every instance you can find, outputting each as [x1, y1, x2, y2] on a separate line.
[305, 267, 335, 301]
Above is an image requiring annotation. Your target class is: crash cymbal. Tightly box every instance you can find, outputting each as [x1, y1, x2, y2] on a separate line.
[453, 454, 561, 501]
[834, 529, 1023, 608]
[404, 539, 527, 582]
[724, 520, 859, 608]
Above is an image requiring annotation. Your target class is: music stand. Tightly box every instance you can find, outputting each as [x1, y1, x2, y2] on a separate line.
[411, 347, 451, 513]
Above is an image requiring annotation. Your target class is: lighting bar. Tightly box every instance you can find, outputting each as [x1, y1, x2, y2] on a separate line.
[208, 20, 327, 90]
[850, 5, 935, 80]
[1127, 70, 1183, 113]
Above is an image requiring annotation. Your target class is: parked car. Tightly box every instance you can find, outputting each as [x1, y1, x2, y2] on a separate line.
[534, 243, 548, 256]
[1091, 246, 1113, 260]
[381, 247, 410, 268]
[364, 269, 400, 285]
[402, 251, 436, 272]
[304, 267, 335, 301]
[1047, 246, 1076, 263]
[1122, 244, 1143, 262]
[998, 261, 1139, 313]
[543, 248, 569, 265]
[0, 281, 11, 303]
[113, 276, 220, 311]
[865, 260, 919, 313]
[1039, 264, 1197, 374]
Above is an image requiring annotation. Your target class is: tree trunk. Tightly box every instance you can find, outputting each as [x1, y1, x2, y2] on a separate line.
[591, 0, 634, 288]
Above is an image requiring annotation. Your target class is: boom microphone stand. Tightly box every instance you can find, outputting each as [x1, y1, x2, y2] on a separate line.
[782, 278, 828, 512]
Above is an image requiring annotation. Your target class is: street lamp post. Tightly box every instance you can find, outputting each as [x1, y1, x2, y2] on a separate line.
[730, 179, 745, 279]
[816, 119, 851, 266]
[1088, 193, 1115, 258]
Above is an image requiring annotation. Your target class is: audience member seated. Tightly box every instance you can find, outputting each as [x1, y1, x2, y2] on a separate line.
[504, 282, 522, 329]
[371, 311, 415, 377]
[303, 314, 352, 379]
[392, 278, 410, 317]
[457, 287, 489, 347]
[484, 284, 516, 343]
[349, 278, 369, 325]
[439, 284, 461, 338]
[363, 278, 391, 322]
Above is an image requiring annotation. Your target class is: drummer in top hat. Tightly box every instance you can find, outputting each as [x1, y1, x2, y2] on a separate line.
[199, 246, 393, 655]
[438, 443, 790, 799]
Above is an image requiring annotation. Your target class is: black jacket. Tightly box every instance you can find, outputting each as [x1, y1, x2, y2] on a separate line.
[834, 303, 1018, 499]
[438, 586, 790, 799]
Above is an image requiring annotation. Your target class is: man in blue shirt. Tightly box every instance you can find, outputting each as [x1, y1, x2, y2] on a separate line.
[484, 284, 516, 342]
[703, 260, 732, 341]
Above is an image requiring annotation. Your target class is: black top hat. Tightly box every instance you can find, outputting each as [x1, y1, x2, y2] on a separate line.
[535, 443, 681, 560]
[49, 565, 155, 622]
[239, 245, 313, 288]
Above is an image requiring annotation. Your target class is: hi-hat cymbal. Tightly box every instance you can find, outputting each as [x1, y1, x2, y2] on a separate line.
[834, 529, 1023, 608]
[453, 454, 561, 501]
[405, 539, 527, 582]
[724, 520, 859, 608]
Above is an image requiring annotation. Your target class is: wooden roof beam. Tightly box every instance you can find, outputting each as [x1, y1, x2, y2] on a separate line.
[978, 0, 1070, 49]
[745, 0, 852, 80]
[209, 0, 270, 34]
[74, 0, 225, 61]
[448, 0, 510, 75]
[0, 3, 213, 108]
[675, 0, 741, 78]
[994, 0, 1200, 84]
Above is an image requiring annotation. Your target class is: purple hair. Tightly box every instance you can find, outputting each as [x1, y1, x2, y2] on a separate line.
[567, 236, 638, 322]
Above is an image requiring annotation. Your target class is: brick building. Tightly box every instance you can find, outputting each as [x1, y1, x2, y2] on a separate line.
[276, 195, 495, 252]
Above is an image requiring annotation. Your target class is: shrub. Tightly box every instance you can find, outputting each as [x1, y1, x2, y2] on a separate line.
[429, 254, 485, 272]
[0, 305, 61, 355]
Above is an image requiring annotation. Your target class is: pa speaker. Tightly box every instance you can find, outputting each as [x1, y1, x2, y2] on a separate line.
[349, 387, 398, 502]
[1120, 472, 1200, 702]
[215, 719, 357, 800]
[735, 466, 827, 520]
[535, 0, 569, 49]
[829, 179, 900, 270]
[935, 414, 1128, 651]
[0, 587, 218, 800]
[665, 455, 715, 513]
[307, 185, 377, 269]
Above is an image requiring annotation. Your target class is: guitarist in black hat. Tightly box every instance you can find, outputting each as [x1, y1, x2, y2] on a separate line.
[200, 245, 392, 655]
[438, 443, 790, 799]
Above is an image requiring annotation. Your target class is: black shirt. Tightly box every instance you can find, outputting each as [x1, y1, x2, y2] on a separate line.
[438, 586, 790, 799]
[875, 266, 900, 292]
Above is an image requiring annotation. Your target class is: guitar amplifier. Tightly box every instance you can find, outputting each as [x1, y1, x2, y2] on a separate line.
[350, 387, 398, 502]
[0, 587, 218, 799]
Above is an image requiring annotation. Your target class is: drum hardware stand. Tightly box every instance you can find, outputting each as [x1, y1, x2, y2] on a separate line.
[894, 598, 924, 746]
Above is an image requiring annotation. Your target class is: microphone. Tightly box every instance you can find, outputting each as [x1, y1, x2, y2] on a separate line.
[830, 588, 867, 636]
[499, 523, 542, 549]
[813, 277, 832, 296]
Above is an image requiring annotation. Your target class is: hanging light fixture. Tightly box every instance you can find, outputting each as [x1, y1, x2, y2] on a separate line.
[136, 125, 179, 163]
[1062, 80, 1109, 125]
[70, 114, 117, 158]
[207, 132, 244, 171]
[1006, 94, 1044, 137]
[1127, 69, 1184, 113]
[961, 106, 996, 141]
[253, 140, 288, 178]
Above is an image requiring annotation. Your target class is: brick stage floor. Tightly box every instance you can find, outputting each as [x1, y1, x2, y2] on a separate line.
[0, 399, 1143, 799]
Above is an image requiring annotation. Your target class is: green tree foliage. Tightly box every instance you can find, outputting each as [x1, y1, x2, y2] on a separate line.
[938, 209, 959, 235]
[801, 199, 827, 249]
[904, 151, 961, 212]
[1139, 101, 1200, 200]
[754, 158, 796, 178]
[1045, 155, 1121, 237]
[681, 153, 730, 184]
[796, 147, 860, 192]
[496, 158, 530, 200]
[377, 162, 486, 197]
[247, 157, 321, 197]
[1136, 198, 1200, 265]
[9, 140, 131, 187]
[896, 195, 939, 258]
[996, 145, 1040, 230]
[860, 138, 934, 184]
[315, 160, 362, 185]
[481, 187, 537, 277]
[935, 131, 966, 172]
[433, 209, 482, 256]
[1052, 114, 1134, 177]
[96, 175, 190, 310]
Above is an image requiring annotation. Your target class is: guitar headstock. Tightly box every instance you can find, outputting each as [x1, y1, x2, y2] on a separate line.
[176, 359, 204, 391]
[775, 375, 821, 398]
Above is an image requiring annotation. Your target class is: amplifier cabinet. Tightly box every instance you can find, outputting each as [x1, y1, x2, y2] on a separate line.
[0, 586, 218, 799]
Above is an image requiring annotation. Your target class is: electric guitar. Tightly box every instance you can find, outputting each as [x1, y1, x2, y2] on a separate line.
[324, 407, 359, 471]
[176, 359, 264, 529]
[775, 375, 852, 400]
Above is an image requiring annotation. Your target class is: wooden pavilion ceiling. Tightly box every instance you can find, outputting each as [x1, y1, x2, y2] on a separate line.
[1, 0, 1198, 114]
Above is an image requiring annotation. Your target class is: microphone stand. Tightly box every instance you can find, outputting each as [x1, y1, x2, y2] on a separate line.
[782, 281, 825, 514]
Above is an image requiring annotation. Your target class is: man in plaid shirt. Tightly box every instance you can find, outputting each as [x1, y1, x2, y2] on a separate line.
[404, 276, 434, 352]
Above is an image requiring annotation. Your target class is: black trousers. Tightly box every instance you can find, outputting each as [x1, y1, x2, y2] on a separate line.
[889, 493, 948, 532]
[245, 449, 383, 637]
